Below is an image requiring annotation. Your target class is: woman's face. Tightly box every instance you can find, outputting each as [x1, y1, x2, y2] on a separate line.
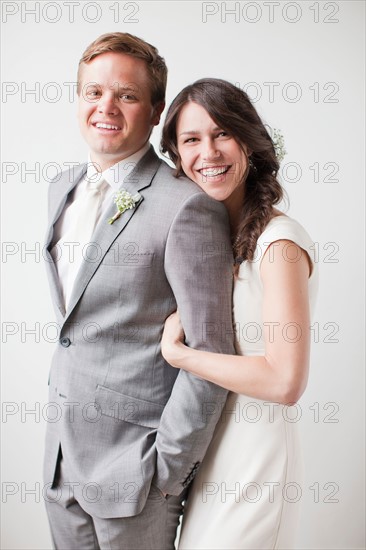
[176, 101, 248, 203]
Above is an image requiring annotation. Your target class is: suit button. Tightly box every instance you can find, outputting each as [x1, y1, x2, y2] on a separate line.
[60, 337, 71, 347]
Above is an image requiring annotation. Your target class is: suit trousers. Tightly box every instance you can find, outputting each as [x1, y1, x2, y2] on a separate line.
[45, 451, 186, 550]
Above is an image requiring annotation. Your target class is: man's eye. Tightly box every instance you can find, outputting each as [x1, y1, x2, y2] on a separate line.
[86, 90, 100, 97]
[120, 94, 136, 101]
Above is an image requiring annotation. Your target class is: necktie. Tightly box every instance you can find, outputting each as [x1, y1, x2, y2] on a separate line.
[71, 176, 108, 253]
[52, 176, 109, 309]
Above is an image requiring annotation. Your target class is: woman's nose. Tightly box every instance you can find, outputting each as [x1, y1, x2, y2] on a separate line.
[202, 139, 221, 161]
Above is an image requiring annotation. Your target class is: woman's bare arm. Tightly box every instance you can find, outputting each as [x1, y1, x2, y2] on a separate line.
[161, 240, 311, 404]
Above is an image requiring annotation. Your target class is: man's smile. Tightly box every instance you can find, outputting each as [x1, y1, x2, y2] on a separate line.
[92, 121, 122, 131]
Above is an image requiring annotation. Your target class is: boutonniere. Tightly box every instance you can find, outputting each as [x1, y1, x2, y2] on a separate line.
[108, 189, 141, 225]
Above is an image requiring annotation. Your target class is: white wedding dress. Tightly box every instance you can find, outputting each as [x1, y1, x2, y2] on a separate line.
[178, 216, 318, 549]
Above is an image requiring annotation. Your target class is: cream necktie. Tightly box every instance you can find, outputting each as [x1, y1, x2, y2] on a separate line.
[53, 176, 109, 309]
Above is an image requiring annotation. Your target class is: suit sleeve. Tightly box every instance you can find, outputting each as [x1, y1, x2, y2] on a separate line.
[154, 191, 236, 495]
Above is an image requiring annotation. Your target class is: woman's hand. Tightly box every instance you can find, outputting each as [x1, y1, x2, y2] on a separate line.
[161, 311, 186, 367]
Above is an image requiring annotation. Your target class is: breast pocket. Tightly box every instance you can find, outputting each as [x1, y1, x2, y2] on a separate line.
[102, 242, 154, 267]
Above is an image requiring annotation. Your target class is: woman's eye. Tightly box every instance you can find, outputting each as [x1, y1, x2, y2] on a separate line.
[217, 131, 228, 138]
[184, 137, 197, 143]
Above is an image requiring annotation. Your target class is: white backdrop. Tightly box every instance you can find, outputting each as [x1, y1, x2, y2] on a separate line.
[1, 1, 365, 548]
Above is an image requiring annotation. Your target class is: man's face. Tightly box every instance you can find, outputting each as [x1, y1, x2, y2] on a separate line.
[77, 52, 164, 171]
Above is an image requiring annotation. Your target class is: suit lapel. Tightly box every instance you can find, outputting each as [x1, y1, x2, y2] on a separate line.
[45, 164, 87, 249]
[44, 164, 87, 320]
[63, 147, 161, 324]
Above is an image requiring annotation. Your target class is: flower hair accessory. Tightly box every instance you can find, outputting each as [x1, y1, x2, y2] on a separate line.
[272, 128, 287, 163]
[108, 189, 141, 225]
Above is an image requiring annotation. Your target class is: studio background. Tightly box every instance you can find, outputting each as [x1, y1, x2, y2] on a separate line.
[1, 1, 365, 548]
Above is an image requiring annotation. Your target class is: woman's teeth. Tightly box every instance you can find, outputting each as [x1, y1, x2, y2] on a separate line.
[201, 166, 229, 177]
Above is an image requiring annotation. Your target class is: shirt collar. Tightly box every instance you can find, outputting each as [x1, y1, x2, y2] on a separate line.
[86, 142, 151, 191]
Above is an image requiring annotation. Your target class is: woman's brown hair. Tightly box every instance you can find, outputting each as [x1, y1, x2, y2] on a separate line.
[161, 78, 285, 265]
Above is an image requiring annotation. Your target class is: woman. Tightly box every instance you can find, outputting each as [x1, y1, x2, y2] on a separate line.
[160, 79, 318, 549]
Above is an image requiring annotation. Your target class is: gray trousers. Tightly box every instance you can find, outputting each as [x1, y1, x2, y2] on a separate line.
[45, 454, 186, 550]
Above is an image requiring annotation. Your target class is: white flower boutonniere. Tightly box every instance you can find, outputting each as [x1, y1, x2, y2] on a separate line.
[108, 189, 141, 225]
[272, 128, 287, 163]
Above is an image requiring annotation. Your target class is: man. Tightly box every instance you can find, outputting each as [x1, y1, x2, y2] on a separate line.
[43, 32, 235, 549]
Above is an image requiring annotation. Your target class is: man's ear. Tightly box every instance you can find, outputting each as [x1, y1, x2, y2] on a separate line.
[152, 101, 165, 126]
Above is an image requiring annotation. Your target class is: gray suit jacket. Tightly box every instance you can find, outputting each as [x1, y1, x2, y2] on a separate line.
[43, 147, 235, 518]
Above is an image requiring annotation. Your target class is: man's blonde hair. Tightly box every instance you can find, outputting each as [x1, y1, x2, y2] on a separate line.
[77, 32, 167, 105]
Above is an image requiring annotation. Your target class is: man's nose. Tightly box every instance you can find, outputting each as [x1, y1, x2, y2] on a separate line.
[98, 93, 119, 115]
